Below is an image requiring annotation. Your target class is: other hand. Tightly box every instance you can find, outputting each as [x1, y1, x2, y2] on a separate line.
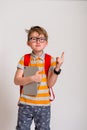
[55, 52, 64, 70]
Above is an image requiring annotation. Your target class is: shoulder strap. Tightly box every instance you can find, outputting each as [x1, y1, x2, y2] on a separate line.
[24, 54, 31, 66]
[45, 53, 51, 76]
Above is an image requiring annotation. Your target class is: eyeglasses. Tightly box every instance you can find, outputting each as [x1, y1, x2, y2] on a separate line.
[28, 37, 47, 43]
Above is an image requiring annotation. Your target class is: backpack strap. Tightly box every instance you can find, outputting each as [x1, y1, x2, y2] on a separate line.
[24, 54, 31, 66]
[45, 54, 51, 76]
[45, 54, 55, 101]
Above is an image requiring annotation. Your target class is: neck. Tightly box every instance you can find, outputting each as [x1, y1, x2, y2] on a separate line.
[32, 50, 43, 57]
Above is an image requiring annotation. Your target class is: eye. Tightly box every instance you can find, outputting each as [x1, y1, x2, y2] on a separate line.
[32, 37, 37, 40]
[40, 38, 44, 40]
[40, 38, 46, 41]
[29, 37, 36, 41]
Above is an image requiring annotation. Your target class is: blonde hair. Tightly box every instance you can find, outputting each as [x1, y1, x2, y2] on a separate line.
[26, 26, 48, 41]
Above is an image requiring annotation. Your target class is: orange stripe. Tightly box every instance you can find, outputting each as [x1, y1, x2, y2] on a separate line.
[41, 78, 47, 82]
[51, 61, 56, 66]
[19, 60, 24, 65]
[30, 63, 44, 67]
[36, 93, 50, 97]
[38, 86, 48, 90]
[20, 97, 50, 104]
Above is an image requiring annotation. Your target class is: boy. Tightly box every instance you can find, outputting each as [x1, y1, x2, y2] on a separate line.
[14, 26, 64, 130]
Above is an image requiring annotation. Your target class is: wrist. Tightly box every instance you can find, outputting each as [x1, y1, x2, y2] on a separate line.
[54, 67, 60, 71]
[54, 68, 61, 75]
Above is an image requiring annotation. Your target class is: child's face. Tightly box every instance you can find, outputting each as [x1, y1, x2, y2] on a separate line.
[27, 32, 48, 53]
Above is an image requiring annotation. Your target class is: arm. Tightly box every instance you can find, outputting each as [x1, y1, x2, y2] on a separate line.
[47, 52, 64, 88]
[14, 68, 42, 86]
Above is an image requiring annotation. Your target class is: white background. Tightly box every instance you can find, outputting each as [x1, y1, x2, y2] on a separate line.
[0, 0, 87, 130]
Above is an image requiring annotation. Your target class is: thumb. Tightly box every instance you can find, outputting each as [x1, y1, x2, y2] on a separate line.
[36, 70, 42, 74]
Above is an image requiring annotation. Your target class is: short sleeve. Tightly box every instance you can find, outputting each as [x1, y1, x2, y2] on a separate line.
[17, 56, 24, 70]
[49, 57, 56, 71]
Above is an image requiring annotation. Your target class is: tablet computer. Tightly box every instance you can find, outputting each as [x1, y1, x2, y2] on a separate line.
[23, 66, 39, 96]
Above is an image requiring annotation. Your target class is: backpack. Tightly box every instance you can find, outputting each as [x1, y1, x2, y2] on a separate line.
[20, 53, 55, 101]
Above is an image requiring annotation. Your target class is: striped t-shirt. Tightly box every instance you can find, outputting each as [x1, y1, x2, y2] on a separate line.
[17, 52, 56, 106]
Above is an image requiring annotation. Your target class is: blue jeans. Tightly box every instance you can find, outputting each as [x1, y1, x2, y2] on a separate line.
[16, 103, 51, 130]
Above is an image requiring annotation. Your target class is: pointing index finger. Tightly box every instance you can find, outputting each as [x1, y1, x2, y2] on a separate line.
[61, 52, 64, 58]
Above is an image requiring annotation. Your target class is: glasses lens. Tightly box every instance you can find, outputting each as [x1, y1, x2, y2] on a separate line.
[29, 37, 46, 43]
[39, 38, 46, 43]
[29, 37, 36, 42]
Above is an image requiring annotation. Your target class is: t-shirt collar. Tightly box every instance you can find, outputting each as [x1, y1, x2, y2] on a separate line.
[31, 51, 45, 61]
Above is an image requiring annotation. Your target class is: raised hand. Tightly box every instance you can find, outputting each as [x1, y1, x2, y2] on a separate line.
[56, 52, 64, 70]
